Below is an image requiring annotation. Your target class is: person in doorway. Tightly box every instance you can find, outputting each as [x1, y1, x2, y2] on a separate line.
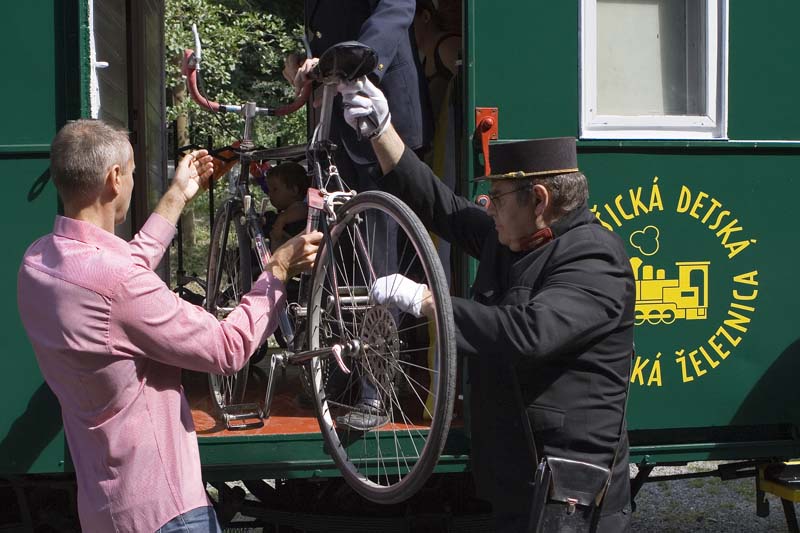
[283, 0, 434, 430]
[17, 119, 321, 533]
[414, 0, 460, 135]
[339, 79, 635, 532]
[414, 0, 461, 286]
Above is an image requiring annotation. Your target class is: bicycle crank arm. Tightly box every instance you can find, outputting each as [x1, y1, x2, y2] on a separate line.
[288, 341, 361, 375]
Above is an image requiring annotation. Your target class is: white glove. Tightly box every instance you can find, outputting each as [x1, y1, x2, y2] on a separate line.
[338, 77, 391, 139]
[370, 274, 427, 318]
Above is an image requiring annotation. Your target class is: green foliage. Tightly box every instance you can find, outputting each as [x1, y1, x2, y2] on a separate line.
[165, 0, 307, 149]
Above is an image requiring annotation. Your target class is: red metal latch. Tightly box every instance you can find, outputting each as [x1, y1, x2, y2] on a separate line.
[474, 107, 498, 176]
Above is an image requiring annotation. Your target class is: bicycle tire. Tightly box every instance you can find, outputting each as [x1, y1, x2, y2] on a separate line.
[205, 199, 252, 412]
[306, 190, 456, 504]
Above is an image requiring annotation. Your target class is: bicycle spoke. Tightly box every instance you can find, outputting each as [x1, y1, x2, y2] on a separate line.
[206, 202, 252, 411]
[307, 192, 455, 503]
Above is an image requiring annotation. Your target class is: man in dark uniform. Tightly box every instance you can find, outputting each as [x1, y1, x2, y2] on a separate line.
[338, 78, 635, 532]
[286, 0, 434, 430]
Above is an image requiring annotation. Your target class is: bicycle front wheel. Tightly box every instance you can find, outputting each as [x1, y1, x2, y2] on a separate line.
[206, 199, 252, 412]
[306, 191, 457, 504]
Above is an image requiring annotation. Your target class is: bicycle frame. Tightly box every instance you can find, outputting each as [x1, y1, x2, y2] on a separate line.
[183, 42, 369, 422]
[182, 33, 457, 503]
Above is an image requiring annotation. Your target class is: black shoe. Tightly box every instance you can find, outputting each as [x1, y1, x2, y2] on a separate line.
[335, 401, 389, 431]
[296, 373, 351, 410]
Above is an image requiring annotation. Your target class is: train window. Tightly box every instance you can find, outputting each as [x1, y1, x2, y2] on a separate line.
[580, 0, 728, 139]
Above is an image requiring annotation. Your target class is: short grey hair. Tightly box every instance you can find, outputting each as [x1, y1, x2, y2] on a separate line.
[516, 171, 589, 216]
[50, 119, 131, 205]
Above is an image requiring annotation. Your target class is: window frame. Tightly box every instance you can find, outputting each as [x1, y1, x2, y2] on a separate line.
[580, 0, 729, 140]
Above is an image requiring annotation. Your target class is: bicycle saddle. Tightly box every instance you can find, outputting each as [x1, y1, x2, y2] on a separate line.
[317, 41, 378, 82]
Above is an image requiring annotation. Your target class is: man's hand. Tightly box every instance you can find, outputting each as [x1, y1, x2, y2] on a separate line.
[338, 77, 391, 139]
[154, 150, 214, 225]
[370, 274, 432, 318]
[267, 231, 323, 283]
[172, 150, 215, 204]
[292, 57, 319, 94]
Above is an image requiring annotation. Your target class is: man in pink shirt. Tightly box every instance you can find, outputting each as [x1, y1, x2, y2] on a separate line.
[17, 120, 321, 532]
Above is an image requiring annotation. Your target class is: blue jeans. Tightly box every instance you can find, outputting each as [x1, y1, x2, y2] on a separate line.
[156, 506, 222, 533]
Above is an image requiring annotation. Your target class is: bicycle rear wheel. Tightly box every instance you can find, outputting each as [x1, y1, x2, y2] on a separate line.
[206, 199, 252, 411]
[306, 191, 456, 504]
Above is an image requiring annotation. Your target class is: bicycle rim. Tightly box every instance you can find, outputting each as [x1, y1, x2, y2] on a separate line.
[206, 200, 252, 411]
[307, 191, 456, 504]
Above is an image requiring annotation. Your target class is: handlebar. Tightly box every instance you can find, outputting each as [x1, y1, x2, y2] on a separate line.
[181, 49, 312, 117]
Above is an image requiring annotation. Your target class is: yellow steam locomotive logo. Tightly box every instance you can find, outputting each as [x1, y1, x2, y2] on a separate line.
[628, 224, 710, 325]
[631, 256, 710, 325]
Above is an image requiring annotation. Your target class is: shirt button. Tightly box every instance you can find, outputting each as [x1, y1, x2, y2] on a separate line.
[378, 63, 384, 71]
[315, 31, 322, 39]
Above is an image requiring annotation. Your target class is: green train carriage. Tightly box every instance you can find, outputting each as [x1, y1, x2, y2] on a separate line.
[2, 0, 800, 529]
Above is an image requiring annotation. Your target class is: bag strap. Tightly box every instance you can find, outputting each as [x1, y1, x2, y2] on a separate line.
[511, 371, 539, 466]
[595, 345, 635, 508]
[514, 345, 635, 501]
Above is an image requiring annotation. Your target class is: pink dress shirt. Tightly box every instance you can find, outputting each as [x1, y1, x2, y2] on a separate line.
[17, 214, 285, 532]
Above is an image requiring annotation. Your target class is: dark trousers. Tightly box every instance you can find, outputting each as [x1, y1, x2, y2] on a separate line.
[332, 152, 398, 404]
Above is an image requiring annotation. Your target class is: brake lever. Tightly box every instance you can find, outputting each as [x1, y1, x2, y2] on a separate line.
[356, 107, 381, 142]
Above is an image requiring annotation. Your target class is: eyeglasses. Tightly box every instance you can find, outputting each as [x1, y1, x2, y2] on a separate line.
[487, 183, 533, 209]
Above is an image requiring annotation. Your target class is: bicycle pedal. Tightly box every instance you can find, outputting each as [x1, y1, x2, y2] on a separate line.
[222, 403, 264, 430]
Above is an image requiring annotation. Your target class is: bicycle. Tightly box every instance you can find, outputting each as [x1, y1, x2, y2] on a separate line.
[181, 29, 456, 504]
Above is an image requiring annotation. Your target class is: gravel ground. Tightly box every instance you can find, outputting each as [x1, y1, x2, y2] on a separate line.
[215, 462, 799, 532]
[630, 462, 795, 532]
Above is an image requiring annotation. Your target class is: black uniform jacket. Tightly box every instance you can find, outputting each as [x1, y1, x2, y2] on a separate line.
[377, 148, 635, 517]
[306, 0, 433, 165]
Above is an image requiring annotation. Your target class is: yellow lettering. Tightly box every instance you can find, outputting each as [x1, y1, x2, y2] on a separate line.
[725, 240, 752, 259]
[676, 186, 692, 213]
[715, 218, 743, 244]
[630, 355, 649, 385]
[699, 346, 720, 369]
[701, 198, 722, 224]
[688, 349, 707, 377]
[708, 333, 730, 360]
[591, 205, 614, 231]
[604, 203, 623, 227]
[647, 353, 662, 387]
[716, 325, 742, 347]
[724, 310, 751, 333]
[649, 177, 664, 212]
[689, 191, 709, 220]
[733, 271, 759, 286]
[629, 187, 649, 216]
[676, 350, 693, 383]
[708, 210, 730, 231]
[733, 288, 758, 301]
[615, 194, 634, 221]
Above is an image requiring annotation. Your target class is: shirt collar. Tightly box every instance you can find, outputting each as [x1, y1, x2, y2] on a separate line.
[52, 216, 130, 256]
[548, 203, 596, 238]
